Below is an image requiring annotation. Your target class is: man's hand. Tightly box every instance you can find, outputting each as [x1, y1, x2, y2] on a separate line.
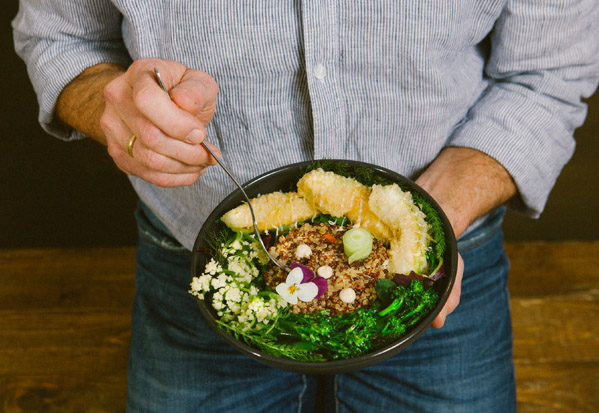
[57, 58, 220, 187]
[416, 147, 517, 328]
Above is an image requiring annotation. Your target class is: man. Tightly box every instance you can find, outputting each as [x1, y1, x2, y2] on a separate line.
[13, 1, 598, 411]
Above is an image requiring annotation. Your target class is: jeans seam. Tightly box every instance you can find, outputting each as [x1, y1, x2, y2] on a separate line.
[297, 374, 307, 413]
[334, 375, 339, 413]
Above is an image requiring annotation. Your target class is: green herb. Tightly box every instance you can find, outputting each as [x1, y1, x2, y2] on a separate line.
[216, 318, 326, 362]
[309, 214, 349, 227]
[412, 192, 446, 271]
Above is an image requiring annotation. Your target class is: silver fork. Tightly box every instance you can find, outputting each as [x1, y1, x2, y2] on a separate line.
[154, 68, 290, 272]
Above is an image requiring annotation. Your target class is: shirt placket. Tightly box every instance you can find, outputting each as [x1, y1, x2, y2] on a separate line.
[301, 0, 343, 159]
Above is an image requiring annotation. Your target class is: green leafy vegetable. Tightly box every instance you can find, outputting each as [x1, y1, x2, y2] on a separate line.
[262, 279, 439, 360]
[375, 278, 398, 306]
[309, 214, 349, 227]
[411, 192, 446, 271]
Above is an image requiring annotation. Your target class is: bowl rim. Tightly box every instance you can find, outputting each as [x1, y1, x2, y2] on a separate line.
[191, 159, 457, 374]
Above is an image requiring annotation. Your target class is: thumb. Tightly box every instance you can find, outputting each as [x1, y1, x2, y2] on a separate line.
[169, 70, 218, 124]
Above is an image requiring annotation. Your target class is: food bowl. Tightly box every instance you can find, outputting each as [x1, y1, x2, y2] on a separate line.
[191, 159, 457, 374]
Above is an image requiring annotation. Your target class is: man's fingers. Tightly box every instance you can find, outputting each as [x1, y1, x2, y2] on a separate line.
[135, 125, 219, 168]
[133, 168, 206, 188]
[132, 77, 206, 144]
[103, 105, 207, 180]
[431, 253, 464, 329]
[101, 58, 220, 187]
[129, 63, 217, 144]
[105, 74, 216, 168]
[199, 140, 222, 166]
[170, 70, 218, 123]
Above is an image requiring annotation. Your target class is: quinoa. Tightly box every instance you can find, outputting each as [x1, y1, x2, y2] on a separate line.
[265, 223, 389, 315]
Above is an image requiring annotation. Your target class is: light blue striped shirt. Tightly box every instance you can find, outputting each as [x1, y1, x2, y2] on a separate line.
[13, 1, 599, 249]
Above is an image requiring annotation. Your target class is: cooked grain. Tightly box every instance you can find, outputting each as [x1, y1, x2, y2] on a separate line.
[265, 223, 389, 314]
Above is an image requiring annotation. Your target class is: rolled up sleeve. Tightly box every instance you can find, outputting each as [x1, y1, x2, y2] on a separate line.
[12, 0, 132, 141]
[447, 0, 599, 217]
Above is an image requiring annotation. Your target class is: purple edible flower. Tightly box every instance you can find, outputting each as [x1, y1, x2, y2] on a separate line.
[289, 262, 328, 298]
[290, 262, 314, 282]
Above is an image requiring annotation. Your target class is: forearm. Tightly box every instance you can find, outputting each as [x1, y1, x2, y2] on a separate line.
[56, 63, 126, 144]
[416, 147, 517, 238]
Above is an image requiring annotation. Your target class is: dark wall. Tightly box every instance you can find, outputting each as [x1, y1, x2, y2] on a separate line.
[2, 2, 138, 249]
[2, 2, 598, 249]
[503, 105, 599, 242]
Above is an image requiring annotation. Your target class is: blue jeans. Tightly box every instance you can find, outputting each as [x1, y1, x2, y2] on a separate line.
[127, 203, 516, 412]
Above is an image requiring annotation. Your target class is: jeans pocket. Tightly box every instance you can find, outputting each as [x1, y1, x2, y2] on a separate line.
[134, 201, 190, 253]
[457, 206, 506, 253]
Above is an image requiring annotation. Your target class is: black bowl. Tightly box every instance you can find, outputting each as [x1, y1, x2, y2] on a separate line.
[191, 160, 457, 374]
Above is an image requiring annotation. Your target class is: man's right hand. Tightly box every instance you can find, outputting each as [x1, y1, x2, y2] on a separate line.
[57, 58, 220, 187]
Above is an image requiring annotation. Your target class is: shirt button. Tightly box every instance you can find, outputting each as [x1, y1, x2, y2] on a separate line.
[314, 64, 326, 80]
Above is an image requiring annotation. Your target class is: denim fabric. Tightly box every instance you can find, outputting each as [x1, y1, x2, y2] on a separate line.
[127, 203, 515, 412]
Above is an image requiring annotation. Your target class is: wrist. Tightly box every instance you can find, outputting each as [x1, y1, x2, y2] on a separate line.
[415, 147, 517, 238]
[56, 63, 126, 144]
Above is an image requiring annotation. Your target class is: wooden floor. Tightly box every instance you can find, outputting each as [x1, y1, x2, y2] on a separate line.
[1, 242, 598, 412]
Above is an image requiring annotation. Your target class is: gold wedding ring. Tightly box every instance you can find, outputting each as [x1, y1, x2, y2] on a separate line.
[127, 134, 137, 158]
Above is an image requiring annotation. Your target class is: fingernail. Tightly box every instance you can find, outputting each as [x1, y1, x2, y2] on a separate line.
[186, 129, 205, 144]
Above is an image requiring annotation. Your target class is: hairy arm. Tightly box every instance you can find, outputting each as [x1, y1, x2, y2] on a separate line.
[416, 147, 517, 239]
[56, 63, 125, 144]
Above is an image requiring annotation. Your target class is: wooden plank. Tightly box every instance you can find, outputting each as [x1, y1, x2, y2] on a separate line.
[0, 309, 131, 376]
[511, 296, 599, 364]
[507, 241, 599, 412]
[507, 241, 599, 364]
[505, 241, 599, 298]
[0, 247, 136, 310]
[0, 375, 127, 413]
[513, 362, 599, 413]
[0, 248, 134, 412]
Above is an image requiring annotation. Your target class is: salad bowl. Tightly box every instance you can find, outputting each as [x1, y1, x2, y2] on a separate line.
[191, 159, 457, 374]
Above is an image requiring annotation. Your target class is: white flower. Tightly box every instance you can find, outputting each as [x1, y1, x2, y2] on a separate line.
[225, 286, 242, 303]
[202, 274, 214, 290]
[212, 299, 224, 311]
[190, 277, 204, 292]
[275, 267, 318, 305]
[228, 256, 258, 283]
[228, 302, 241, 313]
[188, 288, 204, 300]
[248, 298, 265, 312]
[205, 259, 220, 275]
[211, 273, 228, 289]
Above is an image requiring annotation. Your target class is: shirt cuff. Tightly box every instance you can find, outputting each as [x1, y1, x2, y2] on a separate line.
[446, 83, 579, 218]
[33, 42, 132, 141]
